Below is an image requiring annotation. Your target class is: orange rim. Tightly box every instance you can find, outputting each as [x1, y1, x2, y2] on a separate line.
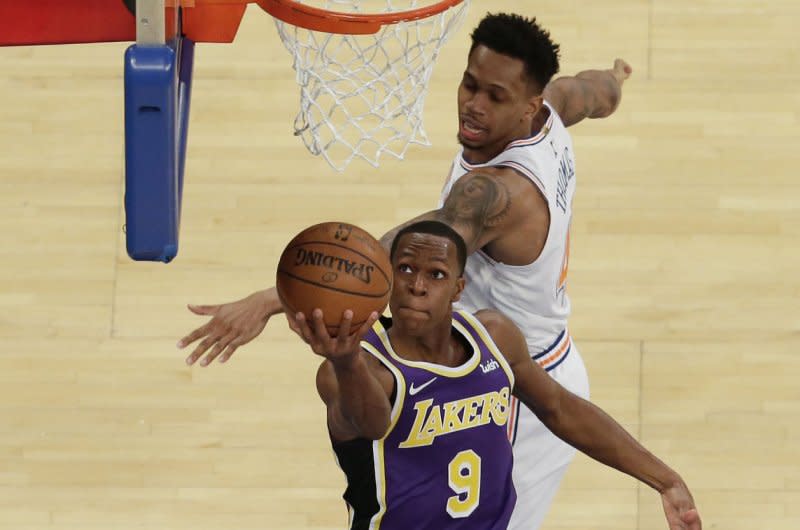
[256, 0, 465, 35]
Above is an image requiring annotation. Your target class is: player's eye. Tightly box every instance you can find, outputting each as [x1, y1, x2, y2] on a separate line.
[431, 270, 446, 280]
[461, 74, 476, 91]
[398, 263, 412, 273]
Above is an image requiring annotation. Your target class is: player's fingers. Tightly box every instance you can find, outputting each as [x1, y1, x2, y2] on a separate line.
[177, 322, 213, 349]
[357, 311, 379, 338]
[310, 309, 332, 341]
[614, 58, 633, 78]
[185, 335, 218, 365]
[286, 314, 306, 342]
[294, 312, 315, 343]
[300, 313, 328, 353]
[285, 311, 302, 335]
[337, 310, 354, 342]
[218, 342, 239, 364]
[348, 311, 376, 344]
[301, 312, 334, 355]
[201, 331, 239, 366]
[199, 342, 226, 367]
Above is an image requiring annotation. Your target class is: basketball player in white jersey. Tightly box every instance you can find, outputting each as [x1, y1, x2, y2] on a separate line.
[373, 13, 630, 528]
[178, 12, 636, 530]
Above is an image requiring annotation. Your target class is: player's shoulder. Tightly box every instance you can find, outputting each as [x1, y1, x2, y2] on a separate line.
[473, 308, 504, 324]
[473, 310, 528, 362]
[473, 309, 515, 338]
[460, 164, 534, 190]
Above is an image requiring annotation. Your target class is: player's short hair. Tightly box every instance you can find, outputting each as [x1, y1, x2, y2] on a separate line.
[469, 12, 561, 92]
[390, 220, 468, 276]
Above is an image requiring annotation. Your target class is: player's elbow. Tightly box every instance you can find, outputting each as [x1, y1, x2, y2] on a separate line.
[350, 406, 391, 440]
[360, 417, 391, 440]
[532, 399, 561, 429]
[527, 387, 567, 433]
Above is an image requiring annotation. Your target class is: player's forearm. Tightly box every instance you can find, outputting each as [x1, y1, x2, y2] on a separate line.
[575, 68, 622, 119]
[542, 393, 682, 493]
[379, 176, 499, 256]
[545, 69, 622, 128]
[331, 353, 392, 439]
[257, 287, 284, 318]
[379, 211, 439, 252]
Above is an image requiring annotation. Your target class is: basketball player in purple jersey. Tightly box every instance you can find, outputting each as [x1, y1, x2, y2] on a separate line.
[290, 220, 700, 530]
[178, 12, 650, 530]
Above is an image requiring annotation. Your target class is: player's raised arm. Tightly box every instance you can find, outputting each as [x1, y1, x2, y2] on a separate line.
[380, 167, 534, 256]
[543, 58, 633, 127]
[476, 309, 702, 530]
[296, 309, 391, 441]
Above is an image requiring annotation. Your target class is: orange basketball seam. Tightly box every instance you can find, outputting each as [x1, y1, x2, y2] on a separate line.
[277, 269, 391, 298]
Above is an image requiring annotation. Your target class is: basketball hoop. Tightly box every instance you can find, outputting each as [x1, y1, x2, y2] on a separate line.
[256, 0, 470, 171]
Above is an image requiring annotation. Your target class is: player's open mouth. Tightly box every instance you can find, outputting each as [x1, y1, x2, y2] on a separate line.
[459, 117, 486, 142]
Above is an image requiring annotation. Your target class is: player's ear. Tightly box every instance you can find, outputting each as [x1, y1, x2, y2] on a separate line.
[524, 93, 544, 121]
[452, 277, 466, 302]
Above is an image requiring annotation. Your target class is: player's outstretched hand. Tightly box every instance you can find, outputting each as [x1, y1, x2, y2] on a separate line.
[293, 309, 379, 362]
[179, 290, 280, 366]
[660, 480, 702, 530]
[611, 58, 633, 85]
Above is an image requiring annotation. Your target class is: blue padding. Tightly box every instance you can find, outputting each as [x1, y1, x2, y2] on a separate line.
[177, 38, 194, 222]
[123, 37, 194, 263]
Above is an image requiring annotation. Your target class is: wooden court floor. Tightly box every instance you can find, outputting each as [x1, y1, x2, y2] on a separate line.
[1, 1, 798, 528]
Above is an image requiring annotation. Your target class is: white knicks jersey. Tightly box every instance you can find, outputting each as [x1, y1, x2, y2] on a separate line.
[438, 102, 576, 355]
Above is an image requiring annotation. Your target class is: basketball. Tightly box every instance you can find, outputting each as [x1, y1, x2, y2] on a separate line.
[276, 222, 393, 335]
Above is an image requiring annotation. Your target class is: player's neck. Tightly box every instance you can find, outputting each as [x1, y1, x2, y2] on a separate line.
[387, 321, 466, 367]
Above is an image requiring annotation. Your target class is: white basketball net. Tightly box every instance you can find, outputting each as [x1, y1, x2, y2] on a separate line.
[273, 0, 470, 171]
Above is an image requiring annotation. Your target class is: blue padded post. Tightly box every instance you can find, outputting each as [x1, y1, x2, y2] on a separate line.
[177, 38, 194, 210]
[123, 35, 194, 262]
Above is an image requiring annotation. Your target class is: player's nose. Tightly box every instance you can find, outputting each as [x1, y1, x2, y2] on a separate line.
[409, 273, 427, 295]
[464, 93, 487, 116]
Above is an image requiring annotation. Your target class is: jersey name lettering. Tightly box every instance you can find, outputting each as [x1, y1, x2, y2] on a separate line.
[555, 145, 574, 214]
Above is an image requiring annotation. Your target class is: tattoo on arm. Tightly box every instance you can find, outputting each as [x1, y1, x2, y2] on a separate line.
[379, 211, 437, 252]
[554, 70, 621, 127]
[437, 173, 511, 251]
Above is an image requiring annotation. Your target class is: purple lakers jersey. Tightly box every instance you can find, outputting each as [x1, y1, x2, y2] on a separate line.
[332, 310, 517, 530]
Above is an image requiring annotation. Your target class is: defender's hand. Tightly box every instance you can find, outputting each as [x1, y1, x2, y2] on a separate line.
[611, 58, 633, 85]
[179, 290, 279, 366]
